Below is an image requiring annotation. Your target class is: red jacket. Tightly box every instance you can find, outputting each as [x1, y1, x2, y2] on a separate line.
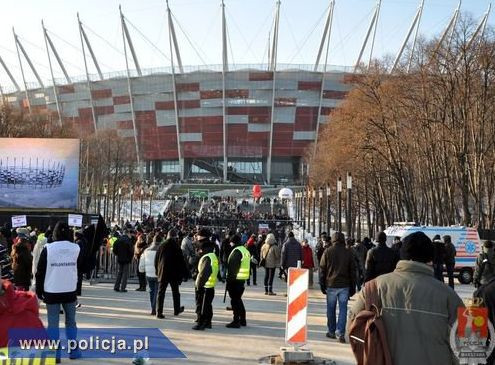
[0, 280, 45, 347]
[302, 245, 314, 269]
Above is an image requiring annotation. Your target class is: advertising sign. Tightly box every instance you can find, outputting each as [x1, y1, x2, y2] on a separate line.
[11, 215, 27, 228]
[0, 138, 80, 209]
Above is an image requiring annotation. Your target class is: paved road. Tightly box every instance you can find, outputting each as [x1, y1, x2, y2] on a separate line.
[38, 270, 475, 365]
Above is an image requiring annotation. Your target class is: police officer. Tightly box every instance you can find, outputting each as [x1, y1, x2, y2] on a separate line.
[192, 238, 219, 331]
[226, 234, 250, 328]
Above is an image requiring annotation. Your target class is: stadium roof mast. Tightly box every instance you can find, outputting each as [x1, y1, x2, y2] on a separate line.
[466, 3, 492, 51]
[77, 13, 99, 134]
[42, 20, 63, 127]
[267, 0, 281, 185]
[13, 27, 44, 113]
[221, 0, 229, 182]
[120, 5, 143, 179]
[77, 14, 104, 81]
[166, 0, 184, 180]
[0, 56, 20, 93]
[313, 0, 336, 160]
[429, 1, 461, 65]
[354, 0, 381, 72]
[120, 7, 142, 77]
[391, 0, 425, 73]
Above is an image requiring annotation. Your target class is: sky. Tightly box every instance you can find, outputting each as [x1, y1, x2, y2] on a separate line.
[0, 0, 492, 91]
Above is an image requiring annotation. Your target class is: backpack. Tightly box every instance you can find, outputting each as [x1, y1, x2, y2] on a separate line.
[348, 280, 393, 365]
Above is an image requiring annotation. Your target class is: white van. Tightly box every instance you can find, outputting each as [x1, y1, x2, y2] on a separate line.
[384, 225, 481, 284]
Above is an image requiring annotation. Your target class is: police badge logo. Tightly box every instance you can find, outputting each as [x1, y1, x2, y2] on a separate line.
[450, 298, 495, 364]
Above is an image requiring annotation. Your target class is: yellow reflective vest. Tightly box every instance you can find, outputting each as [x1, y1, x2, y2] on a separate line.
[198, 252, 219, 288]
[229, 246, 251, 280]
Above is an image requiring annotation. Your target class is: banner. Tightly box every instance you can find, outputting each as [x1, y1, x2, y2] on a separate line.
[0, 138, 80, 209]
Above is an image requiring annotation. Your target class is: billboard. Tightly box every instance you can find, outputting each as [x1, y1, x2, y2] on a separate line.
[0, 138, 80, 209]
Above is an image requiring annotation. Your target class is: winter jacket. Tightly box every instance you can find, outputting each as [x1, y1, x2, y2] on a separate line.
[220, 238, 232, 264]
[364, 243, 398, 282]
[260, 240, 281, 269]
[139, 245, 158, 278]
[281, 237, 303, 269]
[112, 235, 134, 264]
[444, 242, 457, 266]
[302, 245, 314, 269]
[195, 253, 213, 289]
[474, 246, 495, 287]
[31, 237, 47, 278]
[349, 260, 464, 365]
[181, 236, 195, 265]
[433, 240, 446, 265]
[319, 241, 356, 289]
[0, 280, 45, 347]
[0, 242, 13, 280]
[246, 239, 259, 262]
[474, 278, 495, 365]
[315, 239, 330, 263]
[11, 242, 32, 289]
[155, 238, 187, 283]
[353, 242, 368, 274]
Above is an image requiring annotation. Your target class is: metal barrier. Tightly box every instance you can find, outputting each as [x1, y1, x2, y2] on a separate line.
[93, 246, 139, 282]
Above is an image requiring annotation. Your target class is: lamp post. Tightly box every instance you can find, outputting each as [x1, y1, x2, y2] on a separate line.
[318, 187, 323, 237]
[337, 177, 342, 232]
[103, 185, 108, 223]
[346, 172, 353, 238]
[129, 187, 134, 222]
[117, 187, 122, 225]
[301, 190, 306, 230]
[307, 187, 311, 233]
[149, 185, 154, 217]
[140, 188, 144, 221]
[312, 188, 316, 237]
[326, 184, 331, 233]
[84, 186, 90, 214]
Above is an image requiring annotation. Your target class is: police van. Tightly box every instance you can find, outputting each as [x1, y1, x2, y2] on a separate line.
[384, 224, 481, 284]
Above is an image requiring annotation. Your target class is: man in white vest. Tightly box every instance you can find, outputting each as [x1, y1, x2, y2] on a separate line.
[36, 221, 82, 362]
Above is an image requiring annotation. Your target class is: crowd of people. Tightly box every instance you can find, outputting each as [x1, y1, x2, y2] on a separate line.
[2, 208, 495, 364]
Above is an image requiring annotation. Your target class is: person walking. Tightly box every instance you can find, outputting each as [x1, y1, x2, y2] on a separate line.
[181, 232, 196, 280]
[443, 235, 456, 289]
[353, 239, 368, 291]
[139, 233, 161, 315]
[226, 234, 251, 328]
[315, 232, 329, 263]
[474, 240, 495, 288]
[155, 229, 187, 319]
[301, 239, 315, 288]
[319, 232, 356, 343]
[220, 231, 234, 281]
[260, 233, 280, 295]
[364, 232, 398, 282]
[474, 277, 495, 365]
[192, 239, 219, 331]
[112, 230, 134, 293]
[134, 235, 148, 291]
[246, 234, 258, 286]
[432, 235, 445, 282]
[11, 237, 32, 291]
[281, 232, 303, 271]
[35, 221, 82, 361]
[349, 232, 464, 365]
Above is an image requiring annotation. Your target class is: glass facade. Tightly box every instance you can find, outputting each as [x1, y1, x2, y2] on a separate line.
[161, 160, 180, 173]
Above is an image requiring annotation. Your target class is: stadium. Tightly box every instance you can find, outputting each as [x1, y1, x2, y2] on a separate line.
[0, 0, 483, 185]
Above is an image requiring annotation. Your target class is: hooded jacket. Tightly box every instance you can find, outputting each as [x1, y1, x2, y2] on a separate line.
[260, 234, 280, 269]
[155, 238, 187, 283]
[281, 237, 303, 269]
[474, 245, 495, 286]
[0, 280, 45, 347]
[349, 261, 464, 365]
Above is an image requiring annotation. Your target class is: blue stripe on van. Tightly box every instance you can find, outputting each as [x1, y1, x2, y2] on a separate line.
[456, 258, 476, 263]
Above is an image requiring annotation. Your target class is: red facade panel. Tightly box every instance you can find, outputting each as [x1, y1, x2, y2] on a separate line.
[323, 90, 347, 99]
[113, 95, 130, 105]
[117, 120, 134, 129]
[321, 107, 334, 115]
[156, 100, 200, 110]
[298, 81, 321, 91]
[59, 85, 75, 94]
[200, 90, 222, 99]
[275, 97, 297, 106]
[91, 89, 112, 99]
[227, 106, 271, 115]
[249, 72, 273, 81]
[176, 83, 200, 92]
[226, 89, 249, 98]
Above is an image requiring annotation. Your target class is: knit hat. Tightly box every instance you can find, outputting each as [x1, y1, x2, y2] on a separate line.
[197, 228, 211, 239]
[400, 231, 434, 263]
[230, 234, 241, 246]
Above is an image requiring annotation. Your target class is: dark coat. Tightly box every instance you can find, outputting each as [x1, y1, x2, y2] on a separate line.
[281, 237, 303, 269]
[155, 238, 187, 283]
[364, 243, 398, 282]
[474, 278, 495, 365]
[11, 243, 32, 288]
[319, 241, 356, 289]
[112, 235, 133, 264]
